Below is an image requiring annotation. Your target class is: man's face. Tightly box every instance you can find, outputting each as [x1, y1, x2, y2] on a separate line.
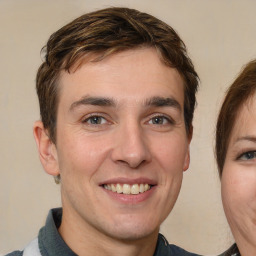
[52, 48, 190, 240]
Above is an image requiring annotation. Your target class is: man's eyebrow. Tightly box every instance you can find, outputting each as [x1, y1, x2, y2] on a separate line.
[145, 96, 181, 111]
[70, 96, 116, 111]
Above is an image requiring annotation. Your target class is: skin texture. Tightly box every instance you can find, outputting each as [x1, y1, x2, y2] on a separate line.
[222, 95, 256, 256]
[34, 47, 191, 256]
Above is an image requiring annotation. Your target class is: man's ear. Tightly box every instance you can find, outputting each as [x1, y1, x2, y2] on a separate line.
[183, 125, 193, 172]
[183, 148, 190, 172]
[33, 121, 59, 176]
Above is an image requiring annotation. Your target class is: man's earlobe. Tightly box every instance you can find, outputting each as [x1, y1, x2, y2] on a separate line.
[183, 148, 190, 172]
[183, 125, 193, 172]
[33, 121, 59, 176]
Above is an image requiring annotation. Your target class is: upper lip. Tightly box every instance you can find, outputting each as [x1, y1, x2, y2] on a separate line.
[99, 177, 157, 186]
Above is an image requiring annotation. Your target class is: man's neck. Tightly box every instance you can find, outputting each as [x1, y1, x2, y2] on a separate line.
[58, 208, 159, 256]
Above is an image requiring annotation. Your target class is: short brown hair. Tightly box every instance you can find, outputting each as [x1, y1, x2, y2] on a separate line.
[36, 7, 199, 143]
[216, 59, 256, 177]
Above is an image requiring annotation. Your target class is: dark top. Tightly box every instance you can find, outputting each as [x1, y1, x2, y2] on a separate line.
[5, 208, 201, 256]
[218, 244, 240, 256]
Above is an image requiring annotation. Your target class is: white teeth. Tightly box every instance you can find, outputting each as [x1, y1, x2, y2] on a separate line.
[123, 184, 131, 194]
[131, 184, 139, 195]
[116, 184, 122, 194]
[111, 184, 116, 192]
[103, 183, 151, 194]
[139, 184, 144, 193]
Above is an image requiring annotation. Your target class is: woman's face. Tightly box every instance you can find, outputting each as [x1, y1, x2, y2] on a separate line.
[222, 94, 256, 254]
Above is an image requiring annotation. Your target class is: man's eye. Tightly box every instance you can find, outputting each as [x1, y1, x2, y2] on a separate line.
[149, 116, 170, 125]
[84, 116, 107, 125]
[238, 151, 256, 160]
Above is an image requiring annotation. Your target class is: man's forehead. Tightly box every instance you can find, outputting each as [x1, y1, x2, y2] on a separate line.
[61, 47, 182, 77]
[57, 48, 185, 107]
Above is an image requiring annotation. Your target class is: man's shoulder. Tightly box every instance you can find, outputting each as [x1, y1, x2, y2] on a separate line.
[169, 244, 201, 256]
[4, 251, 23, 256]
[155, 234, 201, 256]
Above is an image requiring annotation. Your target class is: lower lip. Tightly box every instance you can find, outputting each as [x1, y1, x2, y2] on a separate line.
[102, 186, 156, 204]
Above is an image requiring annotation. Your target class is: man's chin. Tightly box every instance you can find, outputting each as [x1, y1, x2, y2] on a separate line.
[100, 223, 159, 242]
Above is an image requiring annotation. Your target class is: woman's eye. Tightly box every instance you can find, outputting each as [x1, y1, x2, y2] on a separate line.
[238, 151, 256, 160]
[149, 116, 170, 125]
[84, 116, 107, 125]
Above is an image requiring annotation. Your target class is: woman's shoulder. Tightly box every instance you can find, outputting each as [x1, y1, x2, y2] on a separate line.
[218, 244, 240, 256]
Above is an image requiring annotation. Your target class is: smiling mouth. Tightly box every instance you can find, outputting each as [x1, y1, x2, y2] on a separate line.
[103, 183, 152, 195]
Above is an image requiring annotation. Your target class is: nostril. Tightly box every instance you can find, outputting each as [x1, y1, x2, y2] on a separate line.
[110, 127, 152, 167]
[116, 159, 147, 169]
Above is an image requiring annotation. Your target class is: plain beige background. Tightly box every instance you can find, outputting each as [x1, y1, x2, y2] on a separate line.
[1, 0, 256, 255]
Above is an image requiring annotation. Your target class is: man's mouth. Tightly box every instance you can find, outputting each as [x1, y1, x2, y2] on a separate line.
[103, 183, 152, 195]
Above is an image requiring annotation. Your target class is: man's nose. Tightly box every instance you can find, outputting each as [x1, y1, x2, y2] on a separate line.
[110, 122, 152, 169]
